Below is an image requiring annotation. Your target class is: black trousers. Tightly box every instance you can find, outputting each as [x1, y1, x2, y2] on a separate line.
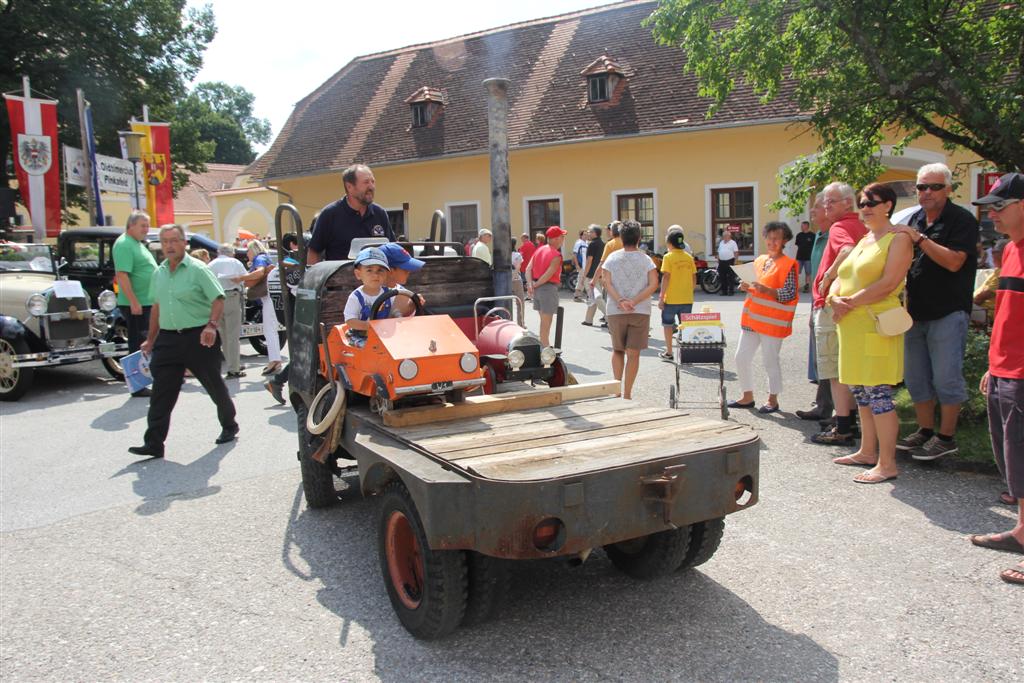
[143, 327, 237, 448]
[718, 258, 737, 295]
[119, 304, 151, 354]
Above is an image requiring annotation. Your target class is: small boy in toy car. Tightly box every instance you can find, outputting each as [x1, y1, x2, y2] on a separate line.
[379, 243, 425, 315]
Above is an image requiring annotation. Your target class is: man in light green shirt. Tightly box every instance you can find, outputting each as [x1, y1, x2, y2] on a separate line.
[112, 210, 158, 396]
[129, 225, 237, 459]
[472, 229, 493, 265]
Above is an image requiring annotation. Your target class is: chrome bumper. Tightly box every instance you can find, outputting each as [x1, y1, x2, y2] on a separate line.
[393, 377, 486, 396]
[13, 341, 128, 368]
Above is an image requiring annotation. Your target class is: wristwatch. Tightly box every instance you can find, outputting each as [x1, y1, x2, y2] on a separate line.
[916, 233, 929, 246]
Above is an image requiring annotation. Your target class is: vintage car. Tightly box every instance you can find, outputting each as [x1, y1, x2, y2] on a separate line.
[0, 243, 127, 400]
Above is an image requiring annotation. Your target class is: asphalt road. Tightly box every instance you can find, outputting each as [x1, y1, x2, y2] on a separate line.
[1, 289, 1019, 681]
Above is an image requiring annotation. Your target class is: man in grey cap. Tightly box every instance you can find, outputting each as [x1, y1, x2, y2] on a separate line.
[472, 228, 493, 265]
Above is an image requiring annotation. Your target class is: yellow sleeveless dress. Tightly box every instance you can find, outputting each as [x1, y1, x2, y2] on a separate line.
[836, 232, 905, 386]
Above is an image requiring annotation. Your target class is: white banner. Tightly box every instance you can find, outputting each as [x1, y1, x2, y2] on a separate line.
[63, 145, 145, 198]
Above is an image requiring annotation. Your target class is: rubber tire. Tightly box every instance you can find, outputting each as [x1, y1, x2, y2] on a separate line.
[0, 337, 33, 401]
[565, 271, 579, 292]
[378, 482, 467, 639]
[295, 402, 338, 508]
[700, 270, 721, 294]
[101, 326, 127, 381]
[306, 381, 345, 435]
[604, 526, 691, 579]
[678, 517, 725, 571]
[461, 551, 511, 627]
[481, 365, 498, 395]
[547, 357, 576, 388]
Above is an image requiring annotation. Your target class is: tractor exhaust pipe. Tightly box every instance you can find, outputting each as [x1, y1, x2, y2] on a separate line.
[484, 77, 512, 297]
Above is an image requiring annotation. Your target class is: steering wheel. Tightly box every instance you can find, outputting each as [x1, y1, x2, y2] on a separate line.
[369, 288, 423, 320]
[481, 306, 513, 321]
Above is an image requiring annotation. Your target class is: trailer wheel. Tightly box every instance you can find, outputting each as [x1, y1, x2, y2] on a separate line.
[379, 482, 467, 639]
[295, 402, 338, 508]
[462, 552, 510, 627]
[604, 526, 691, 579]
[678, 517, 725, 571]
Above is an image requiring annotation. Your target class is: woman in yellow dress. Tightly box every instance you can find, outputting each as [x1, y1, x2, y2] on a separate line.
[828, 183, 914, 484]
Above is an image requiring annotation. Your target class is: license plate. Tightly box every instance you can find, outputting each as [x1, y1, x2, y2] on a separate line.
[240, 324, 263, 337]
[431, 380, 454, 391]
[98, 342, 116, 354]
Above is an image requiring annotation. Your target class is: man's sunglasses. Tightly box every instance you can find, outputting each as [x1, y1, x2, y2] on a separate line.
[857, 198, 885, 208]
[987, 197, 1020, 212]
[916, 183, 947, 192]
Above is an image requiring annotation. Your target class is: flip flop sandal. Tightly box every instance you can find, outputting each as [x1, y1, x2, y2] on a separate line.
[854, 471, 898, 484]
[969, 533, 1024, 554]
[999, 491, 1017, 506]
[999, 564, 1024, 585]
[833, 454, 877, 467]
[659, 351, 673, 360]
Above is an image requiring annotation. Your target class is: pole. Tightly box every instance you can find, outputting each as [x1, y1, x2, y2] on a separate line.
[484, 77, 512, 297]
[76, 89, 96, 225]
[130, 160, 140, 210]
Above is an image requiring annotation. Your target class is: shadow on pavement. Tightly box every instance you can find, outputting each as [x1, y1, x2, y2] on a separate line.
[888, 462, 1007, 535]
[0, 365, 127, 416]
[282, 483, 839, 681]
[111, 442, 235, 516]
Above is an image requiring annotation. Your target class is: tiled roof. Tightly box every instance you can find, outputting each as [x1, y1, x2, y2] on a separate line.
[175, 163, 245, 214]
[251, 0, 802, 181]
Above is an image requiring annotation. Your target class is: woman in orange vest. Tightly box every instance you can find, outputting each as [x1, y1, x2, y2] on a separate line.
[730, 222, 799, 413]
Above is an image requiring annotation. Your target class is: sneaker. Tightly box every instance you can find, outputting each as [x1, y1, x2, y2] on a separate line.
[811, 426, 855, 446]
[911, 435, 958, 461]
[895, 430, 931, 451]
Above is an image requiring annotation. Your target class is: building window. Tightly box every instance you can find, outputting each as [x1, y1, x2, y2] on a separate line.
[386, 210, 405, 239]
[711, 187, 755, 256]
[528, 198, 561, 234]
[447, 203, 479, 246]
[616, 193, 655, 245]
[411, 103, 428, 128]
[588, 75, 609, 103]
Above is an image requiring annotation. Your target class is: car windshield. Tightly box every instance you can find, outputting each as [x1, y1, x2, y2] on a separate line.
[0, 244, 55, 273]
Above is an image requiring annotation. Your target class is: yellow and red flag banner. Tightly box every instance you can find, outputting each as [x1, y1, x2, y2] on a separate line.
[4, 93, 61, 237]
[130, 120, 174, 226]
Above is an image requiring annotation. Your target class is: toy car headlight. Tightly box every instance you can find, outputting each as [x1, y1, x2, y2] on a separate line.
[459, 352, 478, 373]
[540, 346, 557, 366]
[398, 359, 418, 380]
[507, 349, 526, 369]
[97, 289, 117, 312]
[26, 293, 47, 316]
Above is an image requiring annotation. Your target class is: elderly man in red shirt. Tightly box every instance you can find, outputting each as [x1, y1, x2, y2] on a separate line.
[526, 226, 567, 347]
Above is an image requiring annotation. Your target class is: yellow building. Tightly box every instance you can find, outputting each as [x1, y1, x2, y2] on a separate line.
[221, 0, 992, 260]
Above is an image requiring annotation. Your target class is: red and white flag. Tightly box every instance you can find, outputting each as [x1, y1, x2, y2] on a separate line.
[4, 94, 61, 237]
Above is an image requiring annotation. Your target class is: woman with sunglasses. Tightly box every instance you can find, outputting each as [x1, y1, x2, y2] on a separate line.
[827, 183, 914, 483]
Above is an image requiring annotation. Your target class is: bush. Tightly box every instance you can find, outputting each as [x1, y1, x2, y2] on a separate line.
[960, 327, 990, 423]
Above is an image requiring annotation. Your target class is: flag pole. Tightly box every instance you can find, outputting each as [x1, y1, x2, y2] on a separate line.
[76, 89, 96, 225]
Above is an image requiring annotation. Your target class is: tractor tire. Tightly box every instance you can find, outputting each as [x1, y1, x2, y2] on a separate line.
[461, 551, 511, 627]
[295, 402, 338, 509]
[678, 517, 725, 571]
[0, 338, 34, 401]
[604, 526, 691, 579]
[378, 481, 467, 639]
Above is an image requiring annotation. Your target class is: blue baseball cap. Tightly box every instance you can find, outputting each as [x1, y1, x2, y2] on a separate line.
[353, 247, 390, 269]
[379, 242, 424, 272]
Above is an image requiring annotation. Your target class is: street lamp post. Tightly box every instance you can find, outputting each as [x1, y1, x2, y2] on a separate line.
[118, 131, 145, 211]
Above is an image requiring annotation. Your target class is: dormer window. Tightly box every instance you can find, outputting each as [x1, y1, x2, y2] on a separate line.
[405, 86, 445, 129]
[580, 55, 627, 105]
[588, 75, 609, 103]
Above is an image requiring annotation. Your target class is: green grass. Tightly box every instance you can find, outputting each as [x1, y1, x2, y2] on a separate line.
[893, 386, 994, 466]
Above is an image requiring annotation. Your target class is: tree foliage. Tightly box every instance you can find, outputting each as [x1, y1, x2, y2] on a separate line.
[163, 82, 270, 165]
[646, 0, 1024, 211]
[0, 0, 216, 196]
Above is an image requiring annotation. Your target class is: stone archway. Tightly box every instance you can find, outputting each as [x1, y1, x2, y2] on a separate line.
[220, 199, 275, 242]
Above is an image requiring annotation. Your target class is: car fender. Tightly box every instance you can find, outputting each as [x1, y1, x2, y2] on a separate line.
[0, 315, 47, 352]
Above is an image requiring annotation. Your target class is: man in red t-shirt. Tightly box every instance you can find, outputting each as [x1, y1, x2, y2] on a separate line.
[810, 182, 868, 446]
[968, 172, 1024, 583]
[527, 226, 566, 347]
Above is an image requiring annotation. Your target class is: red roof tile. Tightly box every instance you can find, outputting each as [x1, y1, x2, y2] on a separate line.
[174, 163, 245, 214]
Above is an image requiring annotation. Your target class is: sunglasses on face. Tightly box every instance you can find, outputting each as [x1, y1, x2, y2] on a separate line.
[988, 197, 1020, 212]
[857, 198, 884, 208]
[916, 183, 947, 192]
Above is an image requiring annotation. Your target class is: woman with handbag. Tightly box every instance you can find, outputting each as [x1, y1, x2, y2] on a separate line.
[241, 240, 283, 376]
[828, 183, 914, 483]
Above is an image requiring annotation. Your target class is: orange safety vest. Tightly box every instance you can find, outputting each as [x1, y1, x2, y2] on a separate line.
[741, 254, 798, 338]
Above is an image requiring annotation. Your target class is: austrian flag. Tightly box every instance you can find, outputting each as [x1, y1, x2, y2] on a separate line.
[4, 94, 61, 237]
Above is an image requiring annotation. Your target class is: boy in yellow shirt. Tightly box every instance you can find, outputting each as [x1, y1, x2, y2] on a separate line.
[658, 231, 696, 359]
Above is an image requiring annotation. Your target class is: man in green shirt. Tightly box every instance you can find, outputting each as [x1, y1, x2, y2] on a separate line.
[129, 225, 238, 458]
[112, 210, 158, 397]
[796, 192, 835, 422]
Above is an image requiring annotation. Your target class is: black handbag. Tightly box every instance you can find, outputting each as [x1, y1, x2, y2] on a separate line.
[246, 272, 268, 300]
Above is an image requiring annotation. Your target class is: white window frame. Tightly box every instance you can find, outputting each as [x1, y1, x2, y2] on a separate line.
[444, 200, 481, 242]
[522, 194, 564, 238]
[704, 181, 759, 262]
[611, 188, 659, 249]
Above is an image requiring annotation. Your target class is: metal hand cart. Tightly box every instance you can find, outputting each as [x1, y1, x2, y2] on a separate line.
[668, 329, 729, 420]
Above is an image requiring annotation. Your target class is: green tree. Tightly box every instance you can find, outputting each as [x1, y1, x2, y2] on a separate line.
[0, 0, 216, 195]
[164, 82, 271, 165]
[646, 0, 1024, 211]
[194, 81, 270, 150]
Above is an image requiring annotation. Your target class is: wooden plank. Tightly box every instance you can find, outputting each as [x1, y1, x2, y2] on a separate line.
[555, 381, 621, 401]
[422, 408, 684, 456]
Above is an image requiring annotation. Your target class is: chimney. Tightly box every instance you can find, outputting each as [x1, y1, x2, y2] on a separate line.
[483, 77, 511, 296]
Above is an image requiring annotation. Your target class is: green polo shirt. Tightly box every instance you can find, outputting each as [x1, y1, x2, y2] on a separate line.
[112, 232, 158, 306]
[809, 229, 830, 282]
[150, 254, 225, 330]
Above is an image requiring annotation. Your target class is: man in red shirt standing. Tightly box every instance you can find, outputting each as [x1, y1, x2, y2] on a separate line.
[518, 232, 536, 296]
[527, 226, 566, 347]
[969, 172, 1024, 585]
[810, 182, 868, 445]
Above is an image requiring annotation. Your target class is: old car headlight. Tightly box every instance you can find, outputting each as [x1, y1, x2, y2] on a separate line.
[26, 293, 47, 316]
[540, 346, 557, 366]
[398, 359, 418, 380]
[459, 352, 478, 374]
[97, 289, 117, 312]
[507, 349, 526, 369]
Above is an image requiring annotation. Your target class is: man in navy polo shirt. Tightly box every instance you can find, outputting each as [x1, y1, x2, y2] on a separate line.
[307, 163, 394, 264]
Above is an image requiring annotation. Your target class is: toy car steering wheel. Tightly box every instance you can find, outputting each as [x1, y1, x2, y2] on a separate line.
[481, 306, 513, 321]
[369, 288, 424, 320]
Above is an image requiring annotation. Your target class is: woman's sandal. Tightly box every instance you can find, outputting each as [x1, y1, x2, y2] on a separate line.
[833, 454, 877, 467]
